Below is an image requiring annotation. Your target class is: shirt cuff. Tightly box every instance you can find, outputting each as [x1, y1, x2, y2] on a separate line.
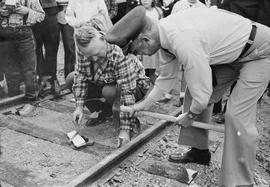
[76, 99, 84, 108]
[189, 101, 204, 115]
[147, 85, 165, 102]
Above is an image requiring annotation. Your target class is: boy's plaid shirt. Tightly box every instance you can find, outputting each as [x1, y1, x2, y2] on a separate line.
[73, 43, 150, 130]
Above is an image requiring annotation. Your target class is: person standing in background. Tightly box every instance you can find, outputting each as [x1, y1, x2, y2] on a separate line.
[0, 0, 45, 100]
[31, 0, 62, 97]
[56, 0, 75, 78]
[171, 0, 205, 14]
[111, 0, 139, 24]
[65, 0, 111, 29]
[104, 0, 118, 20]
[140, 0, 163, 85]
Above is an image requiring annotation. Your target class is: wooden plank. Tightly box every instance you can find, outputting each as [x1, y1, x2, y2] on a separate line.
[39, 100, 90, 115]
[0, 84, 68, 110]
[66, 107, 183, 187]
[39, 100, 76, 114]
[0, 94, 24, 110]
[0, 114, 100, 155]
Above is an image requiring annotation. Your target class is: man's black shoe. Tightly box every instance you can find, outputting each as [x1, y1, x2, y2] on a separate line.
[168, 147, 211, 165]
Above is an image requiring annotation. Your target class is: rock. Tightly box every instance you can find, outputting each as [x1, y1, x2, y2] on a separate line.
[140, 158, 197, 185]
[50, 173, 56, 178]
[162, 136, 168, 142]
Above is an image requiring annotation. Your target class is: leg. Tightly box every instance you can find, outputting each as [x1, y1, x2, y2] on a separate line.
[179, 65, 239, 148]
[179, 88, 213, 149]
[220, 58, 270, 186]
[43, 14, 61, 95]
[170, 65, 239, 164]
[17, 28, 38, 100]
[43, 15, 60, 80]
[64, 71, 75, 90]
[213, 99, 222, 115]
[2, 41, 23, 97]
[31, 22, 45, 81]
[60, 23, 75, 78]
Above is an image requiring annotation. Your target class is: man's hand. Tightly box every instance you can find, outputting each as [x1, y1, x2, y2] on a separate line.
[176, 112, 195, 128]
[73, 106, 83, 124]
[129, 100, 148, 116]
[15, 6, 29, 15]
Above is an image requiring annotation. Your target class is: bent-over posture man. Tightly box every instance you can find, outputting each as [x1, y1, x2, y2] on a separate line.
[69, 25, 150, 147]
[105, 6, 270, 186]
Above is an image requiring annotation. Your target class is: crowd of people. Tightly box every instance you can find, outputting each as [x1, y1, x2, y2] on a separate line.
[0, 0, 270, 186]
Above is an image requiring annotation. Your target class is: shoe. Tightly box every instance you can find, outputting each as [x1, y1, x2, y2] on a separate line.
[85, 111, 111, 126]
[168, 147, 211, 165]
[51, 79, 61, 96]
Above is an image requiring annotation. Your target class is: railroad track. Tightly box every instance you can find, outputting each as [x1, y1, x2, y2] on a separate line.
[0, 89, 182, 187]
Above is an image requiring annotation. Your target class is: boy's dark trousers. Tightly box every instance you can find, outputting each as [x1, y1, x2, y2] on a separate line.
[58, 23, 75, 77]
[31, 7, 60, 81]
[0, 26, 38, 99]
[85, 81, 148, 116]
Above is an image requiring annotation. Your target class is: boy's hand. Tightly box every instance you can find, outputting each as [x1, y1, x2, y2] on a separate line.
[73, 106, 84, 124]
[15, 6, 29, 15]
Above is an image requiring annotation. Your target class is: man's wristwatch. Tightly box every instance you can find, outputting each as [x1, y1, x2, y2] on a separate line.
[187, 110, 199, 120]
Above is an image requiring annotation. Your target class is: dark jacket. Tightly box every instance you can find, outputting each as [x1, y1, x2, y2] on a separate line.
[39, 0, 58, 8]
[218, 0, 270, 27]
[39, 0, 61, 15]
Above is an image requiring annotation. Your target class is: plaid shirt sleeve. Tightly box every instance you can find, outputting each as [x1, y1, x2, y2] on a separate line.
[73, 51, 92, 108]
[26, 0, 45, 25]
[111, 45, 140, 130]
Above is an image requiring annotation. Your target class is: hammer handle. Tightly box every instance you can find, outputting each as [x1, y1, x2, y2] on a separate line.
[138, 111, 224, 133]
[120, 106, 224, 133]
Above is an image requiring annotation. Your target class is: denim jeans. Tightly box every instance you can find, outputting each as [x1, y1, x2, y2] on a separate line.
[0, 26, 38, 98]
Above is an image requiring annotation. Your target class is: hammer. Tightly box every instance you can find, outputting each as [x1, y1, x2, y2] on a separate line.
[119, 106, 225, 133]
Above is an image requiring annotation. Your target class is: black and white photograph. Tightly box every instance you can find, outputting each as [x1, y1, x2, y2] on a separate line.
[0, 0, 269, 186]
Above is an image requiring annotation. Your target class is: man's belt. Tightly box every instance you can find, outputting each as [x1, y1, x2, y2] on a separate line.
[238, 24, 257, 59]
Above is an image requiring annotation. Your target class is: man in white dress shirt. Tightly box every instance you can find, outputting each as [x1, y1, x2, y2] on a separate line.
[105, 6, 270, 186]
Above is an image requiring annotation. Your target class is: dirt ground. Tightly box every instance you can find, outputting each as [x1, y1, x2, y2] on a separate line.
[98, 92, 270, 187]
